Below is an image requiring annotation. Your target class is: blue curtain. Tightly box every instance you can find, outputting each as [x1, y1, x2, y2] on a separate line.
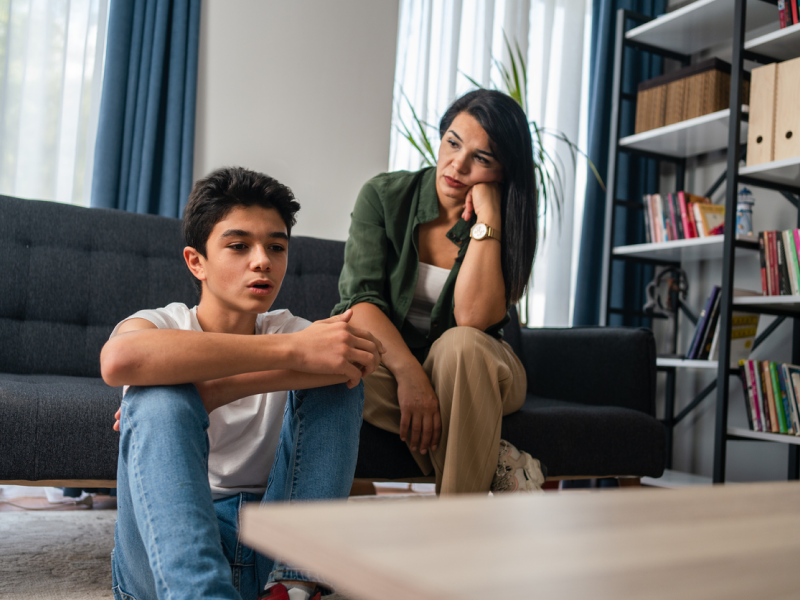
[573, 0, 666, 327]
[91, 0, 201, 218]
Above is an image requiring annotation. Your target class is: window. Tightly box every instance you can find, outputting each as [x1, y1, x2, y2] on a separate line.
[0, 0, 108, 206]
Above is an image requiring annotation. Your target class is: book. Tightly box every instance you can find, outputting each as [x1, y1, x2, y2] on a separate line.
[789, 366, 800, 435]
[670, 193, 684, 239]
[696, 204, 725, 236]
[753, 360, 770, 432]
[677, 192, 693, 238]
[770, 362, 789, 433]
[693, 203, 705, 237]
[782, 364, 799, 434]
[654, 194, 668, 242]
[777, 365, 795, 434]
[686, 286, 720, 359]
[763, 361, 779, 433]
[748, 361, 763, 431]
[740, 363, 754, 431]
[643, 195, 652, 243]
[758, 232, 768, 295]
[698, 290, 722, 360]
[793, 0, 799, 26]
[768, 231, 779, 295]
[782, 230, 800, 296]
[776, 235, 792, 295]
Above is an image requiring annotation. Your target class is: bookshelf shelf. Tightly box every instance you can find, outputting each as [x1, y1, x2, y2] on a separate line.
[732, 295, 800, 316]
[744, 21, 800, 61]
[625, 0, 778, 56]
[728, 427, 800, 446]
[613, 235, 759, 262]
[657, 358, 719, 369]
[619, 109, 748, 158]
[740, 155, 800, 190]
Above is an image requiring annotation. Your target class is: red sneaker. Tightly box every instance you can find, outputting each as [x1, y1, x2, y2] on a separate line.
[258, 583, 321, 600]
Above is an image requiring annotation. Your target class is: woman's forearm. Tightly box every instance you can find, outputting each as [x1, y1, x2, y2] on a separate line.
[454, 208, 508, 329]
[349, 302, 423, 378]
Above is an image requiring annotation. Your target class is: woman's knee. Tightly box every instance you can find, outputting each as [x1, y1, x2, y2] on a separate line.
[430, 326, 494, 368]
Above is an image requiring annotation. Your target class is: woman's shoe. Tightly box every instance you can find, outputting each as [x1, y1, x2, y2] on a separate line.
[490, 439, 546, 493]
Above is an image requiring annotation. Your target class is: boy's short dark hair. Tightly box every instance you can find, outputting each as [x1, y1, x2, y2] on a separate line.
[183, 166, 301, 293]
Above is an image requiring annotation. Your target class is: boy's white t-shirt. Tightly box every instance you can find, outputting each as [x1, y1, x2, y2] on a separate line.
[111, 302, 311, 499]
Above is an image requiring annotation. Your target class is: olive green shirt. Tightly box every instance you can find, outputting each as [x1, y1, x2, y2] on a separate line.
[332, 167, 509, 363]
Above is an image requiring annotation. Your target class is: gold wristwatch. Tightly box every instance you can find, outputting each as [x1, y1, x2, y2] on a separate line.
[470, 222, 501, 242]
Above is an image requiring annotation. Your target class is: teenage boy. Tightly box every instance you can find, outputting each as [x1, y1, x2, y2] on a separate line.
[101, 167, 384, 600]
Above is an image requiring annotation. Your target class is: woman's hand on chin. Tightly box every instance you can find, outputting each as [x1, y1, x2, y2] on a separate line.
[396, 366, 442, 455]
[461, 182, 502, 224]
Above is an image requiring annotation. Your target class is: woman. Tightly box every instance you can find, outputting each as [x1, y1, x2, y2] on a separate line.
[333, 89, 543, 495]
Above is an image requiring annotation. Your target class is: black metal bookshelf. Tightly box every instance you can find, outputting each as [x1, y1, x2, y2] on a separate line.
[599, 0, 800, 483]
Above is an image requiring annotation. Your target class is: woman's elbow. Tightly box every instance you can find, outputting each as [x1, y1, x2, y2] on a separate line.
[453, 305, 507, 331]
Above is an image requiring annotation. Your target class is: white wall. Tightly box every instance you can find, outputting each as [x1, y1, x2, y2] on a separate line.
[194, 0, 399, 241]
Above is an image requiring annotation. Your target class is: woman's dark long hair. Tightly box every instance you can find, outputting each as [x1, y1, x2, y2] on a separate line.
[439, 89, 537, 305]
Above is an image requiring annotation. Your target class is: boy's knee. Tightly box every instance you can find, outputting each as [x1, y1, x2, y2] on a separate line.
[123, 384, 207, 428]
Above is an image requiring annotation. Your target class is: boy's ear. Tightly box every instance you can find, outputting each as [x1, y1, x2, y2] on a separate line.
[184, 247, 207, 283]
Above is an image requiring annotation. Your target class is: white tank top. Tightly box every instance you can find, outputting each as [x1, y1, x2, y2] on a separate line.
[406, 262, 451, 334]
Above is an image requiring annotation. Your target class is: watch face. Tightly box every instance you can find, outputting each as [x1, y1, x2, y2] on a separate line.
[472, 223, 487, 239]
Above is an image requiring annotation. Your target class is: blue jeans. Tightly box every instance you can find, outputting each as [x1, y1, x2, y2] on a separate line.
[111, 382, 363, 600]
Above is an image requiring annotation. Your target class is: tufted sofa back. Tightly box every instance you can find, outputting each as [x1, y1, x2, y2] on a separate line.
[0, 195, 347, 379]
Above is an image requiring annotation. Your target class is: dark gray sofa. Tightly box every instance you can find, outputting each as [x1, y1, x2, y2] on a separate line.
[0, 195, 665, 486]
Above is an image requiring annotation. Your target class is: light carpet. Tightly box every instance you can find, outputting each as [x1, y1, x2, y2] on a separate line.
[0, 509, 362, 600]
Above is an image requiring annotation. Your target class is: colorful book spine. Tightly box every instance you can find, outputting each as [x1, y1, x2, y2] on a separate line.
[740, 364, 754, 431]
[759, 232, 768, 295]
[769, 232, 780, 295]
[687, 286, 720, 359]
[777, 365, 795, 434]
[783, 230, 800, 295]
[754, 360, 770, 432]
[783, 365, 800, 434]
[748, 360, 763, 431]
[677, 192, 693, 238]
[763, 361, 779, 433]
[777, 235, 792, 295]
[792, 0, 799, 25]
[769, 362, 788, 433]
[779, 0, 789, 28]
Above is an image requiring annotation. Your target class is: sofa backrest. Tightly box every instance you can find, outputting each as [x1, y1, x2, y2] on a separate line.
[0, 195, 347, 378]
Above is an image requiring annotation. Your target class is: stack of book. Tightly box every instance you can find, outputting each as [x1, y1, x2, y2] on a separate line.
[778, 1, 799, 28]
[685, 287, 759, 366]
[758, 230, 800, 296]
[739, 360, 800, 435]
[643, 193, 724, 244]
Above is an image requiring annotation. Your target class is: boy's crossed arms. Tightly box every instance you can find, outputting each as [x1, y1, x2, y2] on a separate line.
[103, 308, 384, 427]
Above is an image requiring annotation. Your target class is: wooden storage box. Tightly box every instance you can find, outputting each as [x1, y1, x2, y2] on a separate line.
[635, 58, 750, 134]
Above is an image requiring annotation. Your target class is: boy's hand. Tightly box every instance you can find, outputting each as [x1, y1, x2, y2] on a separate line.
[295, 309, 385, 387]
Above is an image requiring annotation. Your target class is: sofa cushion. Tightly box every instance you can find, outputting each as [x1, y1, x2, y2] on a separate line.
[501, 395, 666, 478]
[0, 373, 121, 480]
[354, 394, 666, 481]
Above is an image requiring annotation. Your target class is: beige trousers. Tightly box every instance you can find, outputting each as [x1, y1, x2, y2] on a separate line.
[363, 326, 527, 495]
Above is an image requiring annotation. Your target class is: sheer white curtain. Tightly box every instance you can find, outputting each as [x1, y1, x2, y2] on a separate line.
[390, 0, 593, 327]
[0, 0, 108, 207]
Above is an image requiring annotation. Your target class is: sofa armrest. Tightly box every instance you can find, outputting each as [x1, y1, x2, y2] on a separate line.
[519, 327, 657, 416]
